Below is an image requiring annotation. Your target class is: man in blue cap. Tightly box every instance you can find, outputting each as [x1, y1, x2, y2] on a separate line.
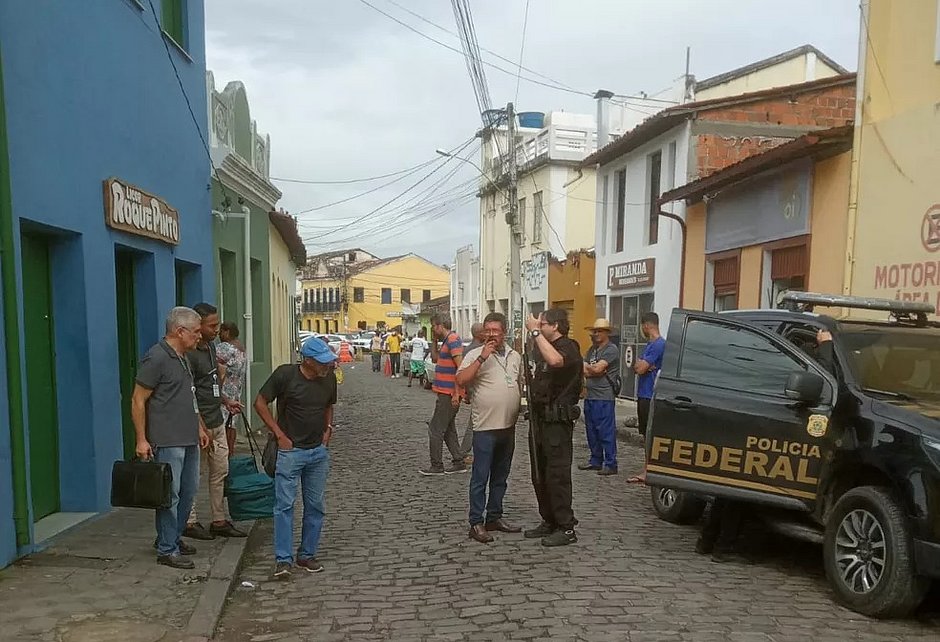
[255, 337, 338, 579]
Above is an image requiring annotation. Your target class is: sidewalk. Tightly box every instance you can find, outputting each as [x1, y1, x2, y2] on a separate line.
[0, 488, 253, 642]
[576, 397, 645, 447]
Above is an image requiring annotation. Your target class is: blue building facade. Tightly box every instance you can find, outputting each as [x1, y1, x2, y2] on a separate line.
[0, 0, 214, 566]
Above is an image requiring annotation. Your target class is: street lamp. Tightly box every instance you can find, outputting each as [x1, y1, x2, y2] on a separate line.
[435, 149, 506, 196]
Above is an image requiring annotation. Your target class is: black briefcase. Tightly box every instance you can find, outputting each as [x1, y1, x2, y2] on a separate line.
[110, 459, 173, 509]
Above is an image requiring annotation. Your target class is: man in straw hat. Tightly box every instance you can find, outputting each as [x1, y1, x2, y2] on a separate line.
[580, 319, 621, 475]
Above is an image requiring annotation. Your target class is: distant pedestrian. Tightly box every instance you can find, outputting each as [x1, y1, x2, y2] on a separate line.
[132, 307, 210, 569]
[254, 337, 338, 579]
[459, 323, 486, 462]
[370, 332, 383, 372]
[419, 313, 467, 476]
[456, 313, 524, 543]
[634, 312, 665, 436]
[217, 321, 247, 455]
[523, 308, 583, 547]
[387, 328, 402, 378]
[580, 319, 620, 475]
[408, 327, 430, 388]
[184, 303, 247, 541]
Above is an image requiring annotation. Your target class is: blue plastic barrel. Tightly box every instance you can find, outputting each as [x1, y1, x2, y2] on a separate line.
[517, 111, 545, 129]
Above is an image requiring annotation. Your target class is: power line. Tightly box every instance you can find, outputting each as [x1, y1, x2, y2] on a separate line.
[514, 0, 531, 105]
[270, 155, 440, 185]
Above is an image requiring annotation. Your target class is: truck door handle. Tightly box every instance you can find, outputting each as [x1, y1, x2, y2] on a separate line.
[670, 396, 694, 410]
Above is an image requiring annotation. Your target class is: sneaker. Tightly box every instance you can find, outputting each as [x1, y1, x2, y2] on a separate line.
[419, 466, 445, 476]
[157, 554, 195, 569]
[577, 463, 602, 471]
[273, 562, 292, 579]
[524, 522, 556, 539]
[541, 529, 577, 547]
[183, 522, 215, 541]
[210, 521, 248, 538]
[444, 463, 468, 475]
[296, 558, 324, 573]
[597, 467, 618, 476]
[178, 540, 197, 555]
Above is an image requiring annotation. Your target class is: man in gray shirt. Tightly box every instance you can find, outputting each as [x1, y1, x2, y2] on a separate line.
[133, 307, 210, 569]
[580, 319, 620, 475]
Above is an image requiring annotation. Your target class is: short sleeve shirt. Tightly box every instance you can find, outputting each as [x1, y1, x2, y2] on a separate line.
[585, 343, 621, 401]
[432, 331, 464, 394]
[135, 340, 200, 447]
[216, 341, 247, 403]
[458, 346, 523, 431]
[189, 342, 224, 428]
[258, 364, 337, 449]
[531, 336, 583, 406]
[410, 338, 429, 361]
[637, 337, 666, 399]
[386, 334, 402, 354]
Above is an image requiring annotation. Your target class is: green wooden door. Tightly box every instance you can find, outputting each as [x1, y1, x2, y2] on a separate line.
[21, 232, 59, 521]
[115, 252, 138, 459]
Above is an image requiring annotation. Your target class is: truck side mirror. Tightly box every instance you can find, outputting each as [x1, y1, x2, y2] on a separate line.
[785, 371, 824, 403]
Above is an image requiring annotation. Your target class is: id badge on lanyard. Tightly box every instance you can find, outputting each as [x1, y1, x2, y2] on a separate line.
[209, 344, 221, 398]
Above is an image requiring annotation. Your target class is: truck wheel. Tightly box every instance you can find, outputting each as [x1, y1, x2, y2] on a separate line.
[823, 486, 929, 618]
[649, 486, 705, 525]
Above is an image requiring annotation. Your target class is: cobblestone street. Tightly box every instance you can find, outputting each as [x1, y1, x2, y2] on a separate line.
[216, 365, 940, 641]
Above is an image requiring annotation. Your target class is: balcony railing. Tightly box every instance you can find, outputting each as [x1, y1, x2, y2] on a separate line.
[302, 302, 342, 314]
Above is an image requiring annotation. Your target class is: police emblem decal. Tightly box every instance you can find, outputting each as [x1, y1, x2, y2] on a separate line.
[807, 414, 828, 438]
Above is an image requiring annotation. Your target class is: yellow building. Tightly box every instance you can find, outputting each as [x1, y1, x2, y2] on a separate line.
[299, 249, 450, 333]
[846, 0, 940, 316]
[661, 126, 854, 313]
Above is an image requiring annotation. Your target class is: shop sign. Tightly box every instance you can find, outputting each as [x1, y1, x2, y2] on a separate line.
[871, 204, 940, 315]
[104, 177, 180, 245]
[386, 311, 403, 318]
[608, 258, 655, 290]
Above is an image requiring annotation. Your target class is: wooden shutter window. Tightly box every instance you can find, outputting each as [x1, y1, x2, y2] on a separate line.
[713, 257, 739, 296]
[771, 244, 807, 280]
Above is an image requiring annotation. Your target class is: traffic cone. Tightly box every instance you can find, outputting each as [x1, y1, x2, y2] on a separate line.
[338, 341, 354, 363]
[383, 354, 392, 377]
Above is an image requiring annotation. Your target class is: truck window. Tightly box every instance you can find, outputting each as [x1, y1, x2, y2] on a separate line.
[680, 319, 808, 397]
[841, 330, 940, 400]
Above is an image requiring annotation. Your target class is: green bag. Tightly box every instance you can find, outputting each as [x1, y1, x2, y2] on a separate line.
[224, 413, 274, 521]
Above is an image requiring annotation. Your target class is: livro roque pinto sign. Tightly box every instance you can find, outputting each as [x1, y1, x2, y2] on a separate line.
[103, 177, 180, 245]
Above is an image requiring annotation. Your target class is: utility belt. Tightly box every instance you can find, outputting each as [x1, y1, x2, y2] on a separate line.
[533, 403, 581, 423]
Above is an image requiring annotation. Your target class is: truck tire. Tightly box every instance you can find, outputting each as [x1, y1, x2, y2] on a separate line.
[649, 486, 705, 525]
[823, 486, 929, 618]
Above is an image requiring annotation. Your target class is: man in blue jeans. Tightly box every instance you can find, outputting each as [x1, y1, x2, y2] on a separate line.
[455, 312, 524, 543]
[255, 337, 337, 579]
[132, 307, 211, 569]
[580, 319, 620, 475]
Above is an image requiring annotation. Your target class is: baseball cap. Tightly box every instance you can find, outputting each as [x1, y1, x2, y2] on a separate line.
[301, 337, 338, 364]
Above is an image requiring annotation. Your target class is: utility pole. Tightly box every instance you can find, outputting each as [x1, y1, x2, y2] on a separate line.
[341, 255, 350, 332]
[506, 102, 523, 346]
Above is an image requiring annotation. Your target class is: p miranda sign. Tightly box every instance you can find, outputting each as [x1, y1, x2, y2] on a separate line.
[608, 258, 655, 290]
[104, 177, 180, 245]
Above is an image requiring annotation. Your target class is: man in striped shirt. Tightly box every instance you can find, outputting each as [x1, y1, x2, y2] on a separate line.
[420, 313, 467, 476]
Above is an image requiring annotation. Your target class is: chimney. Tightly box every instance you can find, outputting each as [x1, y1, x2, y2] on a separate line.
[594, 89, 614, 148]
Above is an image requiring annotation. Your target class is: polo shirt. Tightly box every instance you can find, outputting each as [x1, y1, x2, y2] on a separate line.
[135, 339, 200, 447]
[458, 346, 522, 430]
[258, 364, 337, 449]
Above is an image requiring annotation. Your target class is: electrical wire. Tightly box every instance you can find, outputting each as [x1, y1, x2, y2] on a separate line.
[514, 0, 531, 105]
[269, 155, 440, 185]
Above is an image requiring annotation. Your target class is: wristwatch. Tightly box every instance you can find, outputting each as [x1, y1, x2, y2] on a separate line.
[476, 354, 486, 364]
[530, 329, 541, 338]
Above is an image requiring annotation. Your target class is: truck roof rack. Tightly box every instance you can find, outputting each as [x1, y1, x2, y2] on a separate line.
[778, 291, 935, 327]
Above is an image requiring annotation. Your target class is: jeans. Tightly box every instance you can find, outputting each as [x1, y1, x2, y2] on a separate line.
[459, 412, 474, 457]
[583, 399, 617, 469]
[428, 393, 462, 469]
[468, 428, 515, 525]
[154, 445, 200, 557]
[371, 352, 381, 372]
[274, 446, 331, 564]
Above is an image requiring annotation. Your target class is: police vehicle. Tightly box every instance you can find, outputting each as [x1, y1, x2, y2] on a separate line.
[645, 292, 940, 618]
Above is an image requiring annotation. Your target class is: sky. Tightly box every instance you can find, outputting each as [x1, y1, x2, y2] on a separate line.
[204, 0, 861, 266]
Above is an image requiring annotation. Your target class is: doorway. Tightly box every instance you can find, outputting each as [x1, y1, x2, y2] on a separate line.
[609, 292, 654, 399]
[21, 232, 60, 521]
[115, 251, 138, 459]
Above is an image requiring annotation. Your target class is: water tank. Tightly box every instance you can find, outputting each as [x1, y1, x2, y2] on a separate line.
[517, 111, 545, 129]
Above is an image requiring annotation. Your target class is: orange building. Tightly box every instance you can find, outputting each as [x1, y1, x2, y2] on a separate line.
[660, 126, 853, 312]
[547, 250, 598, 351]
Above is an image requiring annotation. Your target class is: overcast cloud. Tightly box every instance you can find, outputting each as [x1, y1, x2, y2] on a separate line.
[205, 0, 860, 266]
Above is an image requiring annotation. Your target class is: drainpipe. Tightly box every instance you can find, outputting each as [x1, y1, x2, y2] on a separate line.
[843, 0, 869, 298]
[594, 89, 614, 149]
[658, 208, 687, 308]
[0, 55, 29, 546]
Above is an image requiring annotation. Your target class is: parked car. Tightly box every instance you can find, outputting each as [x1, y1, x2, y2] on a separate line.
[350, 331, 375, 351]
[302, 333, 356, 357]
[645, 292, 940, 618]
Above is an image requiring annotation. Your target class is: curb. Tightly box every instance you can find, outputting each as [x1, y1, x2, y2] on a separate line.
[184, 520, 257, 639]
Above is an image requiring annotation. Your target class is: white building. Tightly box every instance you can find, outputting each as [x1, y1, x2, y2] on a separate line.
[585, 46, 848, 398]
[478, 111, 600, 319]
[450, 244, 479, 338]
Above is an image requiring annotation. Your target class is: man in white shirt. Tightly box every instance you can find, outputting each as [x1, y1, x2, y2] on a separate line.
[456, 313, 524, 543]
[407, 327, 430, 388]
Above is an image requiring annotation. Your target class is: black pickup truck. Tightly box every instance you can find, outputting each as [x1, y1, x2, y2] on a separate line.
[645, 292, 940, 618]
